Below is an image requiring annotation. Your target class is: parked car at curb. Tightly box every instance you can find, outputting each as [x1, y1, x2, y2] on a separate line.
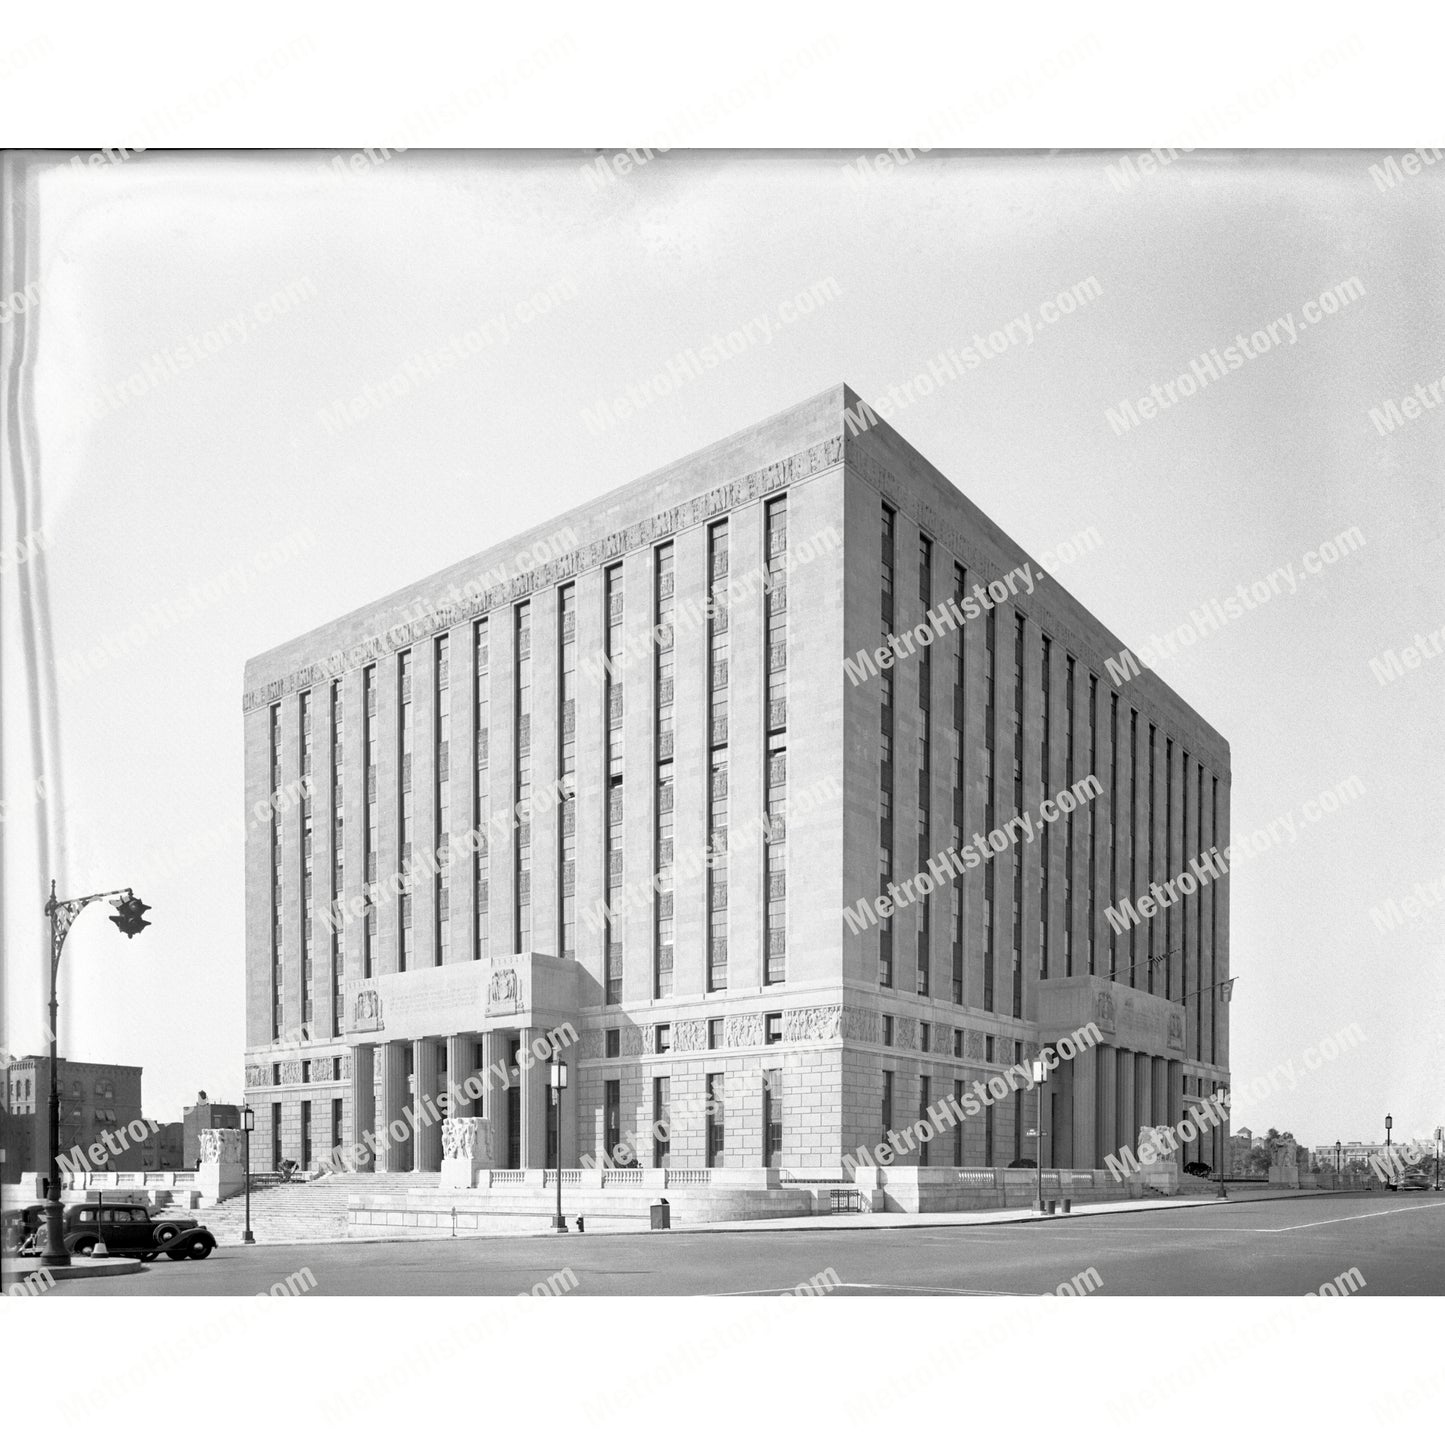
[10, 1202, 216, 1261]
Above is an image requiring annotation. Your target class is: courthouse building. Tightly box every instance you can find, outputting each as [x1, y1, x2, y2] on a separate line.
[242, 383, 1232, 1179]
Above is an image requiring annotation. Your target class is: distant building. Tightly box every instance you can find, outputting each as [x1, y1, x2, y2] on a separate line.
[1229, 1127, 1254, 1175]
[182, 1096, 242, 1166]
[141, 1121, 186, 1170]
[2, 1056, 145, 1183]
[1312, 1139, 1387, 1170]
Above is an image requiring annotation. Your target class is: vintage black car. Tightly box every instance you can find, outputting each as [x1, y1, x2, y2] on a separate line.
[11, 1202, 215, 1261]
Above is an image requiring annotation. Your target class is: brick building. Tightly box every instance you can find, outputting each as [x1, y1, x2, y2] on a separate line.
[2, 1056, 144, 1183]
[241, 384, 1231, 1178]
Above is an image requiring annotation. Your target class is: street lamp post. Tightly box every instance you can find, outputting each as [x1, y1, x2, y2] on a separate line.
[1335, 1139, 1342, 1187]
[40, 880, 150, 1268]
[1031, 1057, 1048, 1213]
[1435, 1127, 1442, 1192]
[1385, 1114, 1393, 1152]
[241, 1106, 255, 1244]
[550, 1058, 568, 1232]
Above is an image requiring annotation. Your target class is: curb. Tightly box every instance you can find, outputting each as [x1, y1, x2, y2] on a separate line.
[2, 1257, 145, 1281]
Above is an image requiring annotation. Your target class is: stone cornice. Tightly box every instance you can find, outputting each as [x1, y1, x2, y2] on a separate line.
[243, 433, 845, 713]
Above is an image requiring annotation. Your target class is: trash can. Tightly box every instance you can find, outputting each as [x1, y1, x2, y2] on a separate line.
[1046, 1199, 1057, 1216]
[650, 1200, 671, 1230]
[1061, 1198, 1071, 1214]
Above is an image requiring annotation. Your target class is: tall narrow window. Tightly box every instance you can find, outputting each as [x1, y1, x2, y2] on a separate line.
[951, 564, 966, 1005]
[1011, 614, 1024, 1018]
[707, 521, 729, 991]
[919, 1076, 931, 1165]
[515, 602, 532, 953]
[398, 650, 414, 972]
[1148, 723, 1158, 991]
[269, 704, 283, 1038]
[605, 564, 624, 1005]
[983, 607, 996, 1010]
[764, 748, 787, 985]
[763, 1069, 782, 1167]
[706, 1072, 725, 1167]
[1107, 691, 1117, 984]
[1039, 637, 1050, 982]
[1128, 708, 1138, 988]
[474, 620, 490, 959]
[1064, 655, 1075, 978]
[330, 680, 344, 1032]
[764, 500, 788, 987]
[1087, 674, 1097, 976]
[879, 504, 896, 989]
[652, 1075, 671, 1168]
[1165, 738, 1175, 999]
[881, 1069, 894, 1140]
[765, 496, 788, 735]
[917, 534, 932, 997]
[301, 691, 314, 1025]
[655, 545, 675, 998]
[435, 635, 450, 965]
[364, 666, 377, 978]
[557, 585, 576, 958]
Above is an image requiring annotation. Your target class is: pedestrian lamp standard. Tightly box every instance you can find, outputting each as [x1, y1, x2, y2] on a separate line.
[550, 1058, 568, 1232]
[1336, 1140, 1343, 1179]
[1031, 1057, 1048, 1212]
[1385, 1114, 1393, 1152]
[41, 881, 150, 1268]
[241, 1106, 255, 1244]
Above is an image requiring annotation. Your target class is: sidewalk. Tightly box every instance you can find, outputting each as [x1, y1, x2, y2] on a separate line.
[199, 1186, 1328, 1248]
[670, 1187, 1314, 1235]
[2, 1255, 144, 1283]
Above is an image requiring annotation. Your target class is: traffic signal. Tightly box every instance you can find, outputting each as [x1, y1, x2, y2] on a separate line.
[110, 895, 151, 938]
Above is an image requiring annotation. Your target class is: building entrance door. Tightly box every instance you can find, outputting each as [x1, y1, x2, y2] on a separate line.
[506, 1068, 521, 1169]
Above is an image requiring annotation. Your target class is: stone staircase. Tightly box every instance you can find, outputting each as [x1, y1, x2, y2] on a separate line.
[158, 1171, 442, 1244]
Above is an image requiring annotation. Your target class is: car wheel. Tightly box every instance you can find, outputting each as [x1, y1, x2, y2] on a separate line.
[154, 1224, 181, 1245]
[72, 1236, 99, 1256]
[166, 1247, 188, 1260]
[141, 1252, 159, 1263]
[187, 1237, 213, 1260]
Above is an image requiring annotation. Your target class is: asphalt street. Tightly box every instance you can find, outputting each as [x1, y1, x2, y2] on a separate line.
[25, 1192, 1445, 1296]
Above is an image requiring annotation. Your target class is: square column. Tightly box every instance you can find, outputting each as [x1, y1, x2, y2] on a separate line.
[446, 1033, 474, 1118]
[519, 1029, 548, 1168]
[414, 1037, 442, 1172]
[349, 1045, 375, 1172]
[1116, 1049, 1135, 1161]
[1095, 1044, 1117, 1167]
[477, 1032, 498, 1163]
[1166, 1060, 1184, 1155]
[1071, 1048, 1097, 1170]
[1051, 1064, 1074, 1169]
[1133, 1053, 1152, 1142]
[1152, 1057, 1169, 1132]
[377, 1041, 408, 1172]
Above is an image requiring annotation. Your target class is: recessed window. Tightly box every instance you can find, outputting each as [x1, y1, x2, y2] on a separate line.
[919, 1022, 930, 1053]
[953, 1028, 964, 1058]
[707, 1018, 723, 1050]
[302, 1060, 312, 1082]
[604, 1028, 620, 1058]
[765, 1012, 783, 1045]
[985, 1036, 995, 1063]
[656, 1024, 672, 1054]
[882, 1015, 894, 1047]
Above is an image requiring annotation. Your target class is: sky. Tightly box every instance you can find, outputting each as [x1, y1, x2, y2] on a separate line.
[2, 148, 1441, 1144]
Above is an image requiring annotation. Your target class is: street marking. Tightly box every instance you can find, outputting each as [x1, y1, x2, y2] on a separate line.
[712, 1283, 1027, 1296]
[1256, 1200, 1445, 1232]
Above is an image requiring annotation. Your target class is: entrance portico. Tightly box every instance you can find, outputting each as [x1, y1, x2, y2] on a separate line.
[1038, 976, 1193, 1171]
[341, 953, 578, 1172]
